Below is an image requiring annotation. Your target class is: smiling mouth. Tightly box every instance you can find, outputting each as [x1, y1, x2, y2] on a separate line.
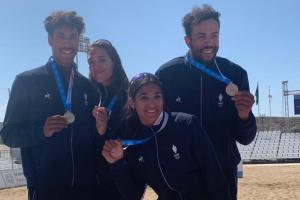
[202, 47, 215, 54]
[145, 109, 158, 116]
[61, 48, 74, 55]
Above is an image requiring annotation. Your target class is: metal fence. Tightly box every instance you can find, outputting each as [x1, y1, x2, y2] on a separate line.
[0, 145, 22, 170]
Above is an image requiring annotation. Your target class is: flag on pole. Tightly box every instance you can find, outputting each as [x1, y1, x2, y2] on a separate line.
[255, 83, 259, 105]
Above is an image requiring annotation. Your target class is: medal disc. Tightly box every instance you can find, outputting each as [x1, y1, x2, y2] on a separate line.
[226, 82, 239, 96]
[64, 111, 75, 124]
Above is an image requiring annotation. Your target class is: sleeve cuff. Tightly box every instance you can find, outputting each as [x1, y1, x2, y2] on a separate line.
[109, 158, 126, 174]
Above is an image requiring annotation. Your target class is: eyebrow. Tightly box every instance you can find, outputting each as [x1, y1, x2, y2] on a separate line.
[55, 32, 65, 36]
[55, 32, 78, 37]
[138, 91, 162, 96]
[195, 31, 219, 35]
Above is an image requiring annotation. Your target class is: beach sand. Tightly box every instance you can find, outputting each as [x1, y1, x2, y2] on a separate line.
[1, 164, 299, 200]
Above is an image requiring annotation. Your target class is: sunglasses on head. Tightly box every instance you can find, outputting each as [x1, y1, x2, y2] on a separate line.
[93, 39, 112, 47]
[130, 73, 152, 83]
[130, 72, 161, 85]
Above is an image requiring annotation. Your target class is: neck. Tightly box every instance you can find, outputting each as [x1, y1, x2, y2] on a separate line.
[141, 111, 164, 127]
[57, 62, 73, 69]
[53, 57, 74, 69]
[153, 111, 164, 126]
[188, 51, 214, 66]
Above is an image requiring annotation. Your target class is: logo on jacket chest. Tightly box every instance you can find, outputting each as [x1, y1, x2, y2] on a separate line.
[217, 93, 223, 108]
[172, 145, 180, 160]
[43, 91, 89, 107]
[83, 93, 89, 106]
[44, 92, 51, 100]
[138, 155, 144, 163]
[175, 96, 182, 104]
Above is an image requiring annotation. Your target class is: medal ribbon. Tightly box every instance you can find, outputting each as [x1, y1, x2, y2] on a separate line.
[122, 112, 169, 147]
[49, 57, 75, 111]
[122, 137, 152, 146]
[107, 96, 117, 117]
[185, 56, 231, 85]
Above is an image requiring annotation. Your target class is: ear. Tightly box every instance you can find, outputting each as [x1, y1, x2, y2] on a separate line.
[128, 97, 135, 109]
[89, 67, 95, 79]
[184, 36, 191, 48]
[48, 35, 53, 47]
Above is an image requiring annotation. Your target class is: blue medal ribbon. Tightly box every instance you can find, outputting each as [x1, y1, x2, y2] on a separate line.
[122, 137, 152, 146]
[121, 112, 169, 148]
[107, 96, 117, 117]
[185, 56, 231, 85]
[49, 57, 75, 111]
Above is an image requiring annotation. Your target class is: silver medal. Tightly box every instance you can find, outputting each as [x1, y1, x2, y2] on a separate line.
[226, 82, 239, 96]
[64, 111, 75, 124]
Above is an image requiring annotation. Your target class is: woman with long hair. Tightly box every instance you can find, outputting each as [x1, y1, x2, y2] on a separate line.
[88, 39, 129, 200]
[100, 73, 231, 200]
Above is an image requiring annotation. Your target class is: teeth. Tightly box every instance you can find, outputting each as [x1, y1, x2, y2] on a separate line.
[147, 110, 156, 113]
[62, 49, 73, 54]
[203, 49, 213, 53]
[146, 110, 156, 113]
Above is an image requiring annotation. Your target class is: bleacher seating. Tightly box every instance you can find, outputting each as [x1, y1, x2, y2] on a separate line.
[277, 132, 300, 159]
[237, 135, 256, 160]
[237, 131, 300, 162]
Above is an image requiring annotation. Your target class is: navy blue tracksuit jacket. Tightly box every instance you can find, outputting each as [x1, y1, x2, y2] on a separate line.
[156, 56, 257, 199]
[110, 112, 231, 200]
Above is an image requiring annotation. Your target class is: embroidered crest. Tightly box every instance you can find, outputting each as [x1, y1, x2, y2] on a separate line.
[83, 93, 88, 106]
[138, 156, 144, 163]
[44, 92, 51, 100]
[218, 93, 223, 108]
[176, 96, 181, 103]
[172, 145, 180, 160]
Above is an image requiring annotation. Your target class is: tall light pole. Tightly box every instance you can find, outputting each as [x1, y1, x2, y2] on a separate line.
[268, 86, 272, 117]
[268, 86, 272, 131]
[282, 81, 290, 132]
[76, 33, 90, 68]
[282, 81, 300, 132]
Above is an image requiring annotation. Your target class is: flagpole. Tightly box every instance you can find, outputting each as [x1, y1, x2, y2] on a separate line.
[255, 82, 260, 116]
[268, 86, 272, 131]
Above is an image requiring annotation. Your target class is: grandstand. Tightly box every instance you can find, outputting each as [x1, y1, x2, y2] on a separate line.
[238, 131, 300, 163]
[1, 120, 300, 165]
[0, 122, 22, 170]
[1, 119, 300, 168]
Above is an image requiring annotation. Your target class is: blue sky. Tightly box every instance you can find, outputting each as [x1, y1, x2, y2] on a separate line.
[1, 0, 300, 121]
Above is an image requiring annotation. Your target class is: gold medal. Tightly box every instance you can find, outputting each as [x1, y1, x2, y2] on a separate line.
[64, 111, 75, 124]
[226, 82, 239, 96]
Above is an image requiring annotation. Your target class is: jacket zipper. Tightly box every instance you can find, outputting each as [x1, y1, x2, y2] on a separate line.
[71, 125, 75, 186]
[153, 134, 183, 200]
[200, 76, 203, 127]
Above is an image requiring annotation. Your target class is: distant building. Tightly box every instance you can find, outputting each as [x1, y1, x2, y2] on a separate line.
[0, 122, 3, 144]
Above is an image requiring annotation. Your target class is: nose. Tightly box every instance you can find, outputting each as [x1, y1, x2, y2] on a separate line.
[203, 38, 214, 46]
[61, 36, 78, 46]
[92, 62, 104, 69]
[147, 97, 157, 107]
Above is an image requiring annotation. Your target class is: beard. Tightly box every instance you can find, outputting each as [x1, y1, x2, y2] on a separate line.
[190, 45, 218, 65]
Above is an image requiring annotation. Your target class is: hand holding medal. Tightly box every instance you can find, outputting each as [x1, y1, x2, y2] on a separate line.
[102, 139, 124, 164]
[92, 106, 108, 135]
[43, 115, 69, 137]
[231, 91, 255, 121]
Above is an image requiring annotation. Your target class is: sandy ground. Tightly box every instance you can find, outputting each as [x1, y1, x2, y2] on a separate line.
[1, 164, 299, 200]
